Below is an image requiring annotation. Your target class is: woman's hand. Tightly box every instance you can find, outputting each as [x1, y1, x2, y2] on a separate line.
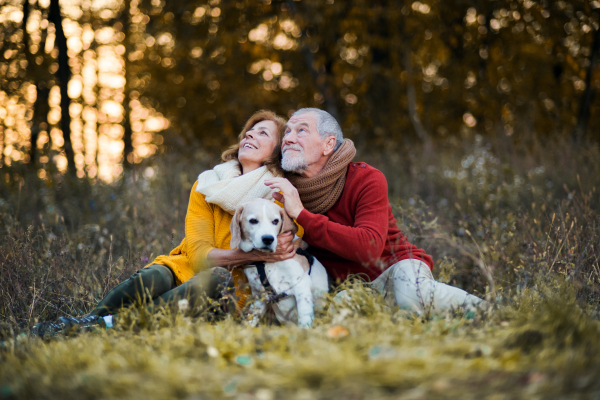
[264, 178, 304, 220]
[250, 231, 296, 262]
[207, 233, 296, 269]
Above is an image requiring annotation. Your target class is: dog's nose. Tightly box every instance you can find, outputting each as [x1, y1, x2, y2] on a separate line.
[261, 235, 274, 246]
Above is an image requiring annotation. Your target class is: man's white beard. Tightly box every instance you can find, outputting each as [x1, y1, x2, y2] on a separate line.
[281, 145, 308, 173]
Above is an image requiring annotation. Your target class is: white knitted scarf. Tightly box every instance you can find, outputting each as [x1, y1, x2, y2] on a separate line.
[195, 160, 277, 214]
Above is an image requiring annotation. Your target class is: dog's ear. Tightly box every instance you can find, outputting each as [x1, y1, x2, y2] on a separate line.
[230, 205, 244, 249]
[279, 207, 298, 235]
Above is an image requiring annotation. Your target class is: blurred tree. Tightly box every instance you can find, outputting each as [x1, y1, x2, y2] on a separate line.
[574, 7, 600, 141]
[121, 0, 134, 168]
[48, 0, 75, 177]
[22, 0, 51, 167]
[1, 0, 599, 180]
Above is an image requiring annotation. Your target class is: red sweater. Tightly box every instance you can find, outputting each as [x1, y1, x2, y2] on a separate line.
[296, 162, 433, 282]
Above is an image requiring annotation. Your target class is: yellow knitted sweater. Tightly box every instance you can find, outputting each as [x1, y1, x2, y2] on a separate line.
[147, 180, 302, 308]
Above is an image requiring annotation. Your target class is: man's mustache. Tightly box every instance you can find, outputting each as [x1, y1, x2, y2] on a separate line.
[282, 144, 303, 153]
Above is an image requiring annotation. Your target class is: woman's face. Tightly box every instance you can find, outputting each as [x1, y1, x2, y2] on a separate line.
[237, 120, 279, 173]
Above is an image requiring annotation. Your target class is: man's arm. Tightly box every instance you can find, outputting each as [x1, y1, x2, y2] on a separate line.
[298, 171, 389, 264]
[267, 170, 390, 264]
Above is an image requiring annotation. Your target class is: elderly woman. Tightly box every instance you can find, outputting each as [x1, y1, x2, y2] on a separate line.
[35, 110, 295, 335]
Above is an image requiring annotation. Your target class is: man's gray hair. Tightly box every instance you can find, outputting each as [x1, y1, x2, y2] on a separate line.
[292, 108, 344, 151]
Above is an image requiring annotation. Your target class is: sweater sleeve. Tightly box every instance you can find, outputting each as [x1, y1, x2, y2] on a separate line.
[296, 169, 389, 264]
[184, 181, 217, 273]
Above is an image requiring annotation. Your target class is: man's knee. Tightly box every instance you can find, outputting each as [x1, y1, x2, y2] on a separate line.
[390, 259, 433, 282]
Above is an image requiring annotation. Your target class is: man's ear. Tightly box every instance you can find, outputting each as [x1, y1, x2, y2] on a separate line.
[279, 208, 298, 235]
[230, 205, 244, 249]
[323, 135, 337, 156]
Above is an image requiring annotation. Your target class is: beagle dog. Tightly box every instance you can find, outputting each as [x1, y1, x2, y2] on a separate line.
[230, 198, 328, 328]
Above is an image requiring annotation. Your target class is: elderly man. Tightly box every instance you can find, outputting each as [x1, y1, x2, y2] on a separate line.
[265, 108, 486, 314]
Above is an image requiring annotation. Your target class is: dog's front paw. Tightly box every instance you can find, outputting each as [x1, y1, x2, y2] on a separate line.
[245, 309, 260, 327]
[246, 315, 260, 327]
[245, 301, 265, 327]
[297, 317, 313, 329]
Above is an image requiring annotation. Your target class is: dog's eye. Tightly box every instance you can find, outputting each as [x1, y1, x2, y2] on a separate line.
[272, 219, 279, 225]
[249, 218, 259, 224]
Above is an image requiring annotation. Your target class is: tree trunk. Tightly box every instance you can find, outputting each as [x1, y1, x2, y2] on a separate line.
[23, 0, 50, 167]
[403, 48, 429, 143]
[121, 0, 133, 169]
[0, 124, 4, 168]
[573, 18, 600, 142]
[22, 0, 30, 51]
[285, 0, 339, 121]
[23, 0, 35, 164]
[31, 84, 51, 166]
[48, 0, 76, 177]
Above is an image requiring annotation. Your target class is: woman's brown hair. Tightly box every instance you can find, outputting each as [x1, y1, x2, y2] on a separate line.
[221, 110, 286, 175]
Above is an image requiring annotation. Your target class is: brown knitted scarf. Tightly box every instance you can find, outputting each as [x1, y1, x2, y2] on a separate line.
[288, 139, 356, 214]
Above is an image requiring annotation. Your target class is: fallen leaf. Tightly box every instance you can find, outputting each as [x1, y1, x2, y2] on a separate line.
[327, 325, 349, 339]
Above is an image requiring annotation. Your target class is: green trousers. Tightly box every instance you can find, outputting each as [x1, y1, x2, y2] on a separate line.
[90, 265, 233, 317]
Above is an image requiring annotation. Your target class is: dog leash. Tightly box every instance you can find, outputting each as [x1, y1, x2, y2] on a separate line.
[255, 249, 315, 289]
[252, 249, 315, 305]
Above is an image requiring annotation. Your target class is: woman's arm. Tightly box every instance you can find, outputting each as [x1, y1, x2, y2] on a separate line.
[206, 231, 296, 270]
[186, 181, 296, 272]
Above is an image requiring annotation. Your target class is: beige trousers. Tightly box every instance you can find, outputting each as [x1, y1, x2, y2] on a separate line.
[370, 259, 485, 313]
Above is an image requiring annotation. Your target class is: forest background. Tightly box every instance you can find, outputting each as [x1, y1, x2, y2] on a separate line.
[1, 0, 600, 398]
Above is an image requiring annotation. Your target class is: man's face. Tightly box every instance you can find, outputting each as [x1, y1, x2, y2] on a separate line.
[282, 112, 328, 175]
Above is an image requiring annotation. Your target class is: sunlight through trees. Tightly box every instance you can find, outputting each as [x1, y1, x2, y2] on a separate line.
[1, 0, 599, 182]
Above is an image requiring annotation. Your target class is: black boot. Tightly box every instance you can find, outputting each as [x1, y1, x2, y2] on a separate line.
[32, 320, 65, 338]
[58, 315, 106, 334]
[33, 315, 106, 338]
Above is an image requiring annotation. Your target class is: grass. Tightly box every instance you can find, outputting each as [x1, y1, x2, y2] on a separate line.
[1, 135, 600, 399]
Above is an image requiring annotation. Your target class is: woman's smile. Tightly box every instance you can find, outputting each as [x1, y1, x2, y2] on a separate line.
[241, 142, 258, 150]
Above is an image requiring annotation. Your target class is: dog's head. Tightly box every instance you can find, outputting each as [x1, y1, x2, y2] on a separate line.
[230, 198, 297, 253]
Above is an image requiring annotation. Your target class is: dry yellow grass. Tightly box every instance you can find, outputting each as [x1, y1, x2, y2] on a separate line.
[1, 278, 599, 399]
[2, 139, 600, 398]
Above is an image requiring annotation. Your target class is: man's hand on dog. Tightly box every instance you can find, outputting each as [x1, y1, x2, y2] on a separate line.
[264, 177, 305, 219]
[251, 231, 296, 262]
